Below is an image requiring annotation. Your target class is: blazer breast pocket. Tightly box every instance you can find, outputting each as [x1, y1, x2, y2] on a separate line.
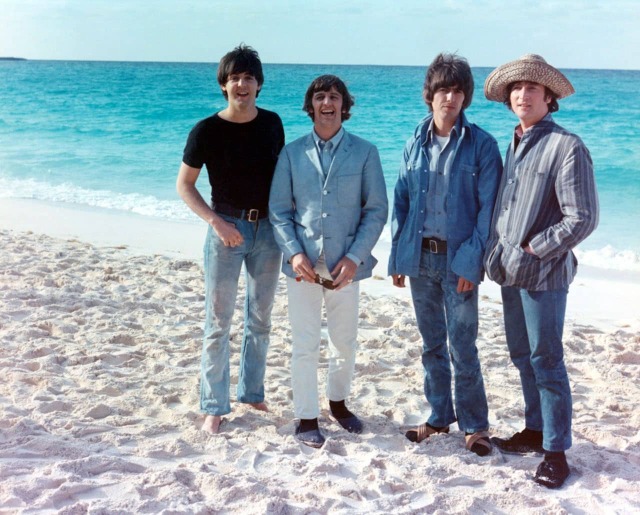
[337, 174, 361, 206]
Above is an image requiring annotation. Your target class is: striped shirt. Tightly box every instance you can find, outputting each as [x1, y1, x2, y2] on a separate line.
[484, 114, 599, 291]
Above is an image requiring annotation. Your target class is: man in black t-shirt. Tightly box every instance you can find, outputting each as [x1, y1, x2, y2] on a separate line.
[177, 44, 284, 434]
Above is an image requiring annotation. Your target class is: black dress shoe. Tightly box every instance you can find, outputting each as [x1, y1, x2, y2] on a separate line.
[491, 428, 543, 454]
[295, 423, 325, 448]
[329, 400, 363, 434]
[334, 414, 363, 434]
[534, 453, 570, 489]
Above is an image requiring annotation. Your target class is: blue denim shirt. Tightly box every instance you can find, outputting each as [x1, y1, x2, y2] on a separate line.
[423, 117, 459, 239]
[389, 112, 503, 284]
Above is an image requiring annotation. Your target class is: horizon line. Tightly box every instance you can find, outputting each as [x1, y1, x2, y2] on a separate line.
[2, 57, 639, 73]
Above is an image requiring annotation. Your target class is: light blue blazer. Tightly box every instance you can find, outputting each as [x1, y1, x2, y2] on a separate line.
[269, 130, 388, 281]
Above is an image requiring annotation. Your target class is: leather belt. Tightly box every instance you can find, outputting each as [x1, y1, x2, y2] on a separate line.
[422, 238, 447, 254]
[213, 203, 266, 222]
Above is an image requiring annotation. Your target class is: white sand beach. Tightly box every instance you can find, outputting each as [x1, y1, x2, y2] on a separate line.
[1, 198, 639, 513]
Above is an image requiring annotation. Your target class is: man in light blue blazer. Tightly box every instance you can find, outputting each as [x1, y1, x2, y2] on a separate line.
[269, 75, 388, 448]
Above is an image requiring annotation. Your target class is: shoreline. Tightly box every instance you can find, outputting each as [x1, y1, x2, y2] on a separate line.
[1, 197, 638, 333]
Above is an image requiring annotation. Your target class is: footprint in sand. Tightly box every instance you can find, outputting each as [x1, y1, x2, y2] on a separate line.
[38, 400, 73, 414]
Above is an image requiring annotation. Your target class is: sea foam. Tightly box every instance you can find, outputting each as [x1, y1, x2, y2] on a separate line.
[0, 176, 198, 223]
[2, 175, 638, 273]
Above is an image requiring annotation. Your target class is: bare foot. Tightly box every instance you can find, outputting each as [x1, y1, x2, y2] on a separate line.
[249, 402, 269, 412]
[202, 415, 223, 434]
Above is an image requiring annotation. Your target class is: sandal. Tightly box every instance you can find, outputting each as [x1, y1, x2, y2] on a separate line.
[405, 423, 449, 443]
[465, 431, 492, 456]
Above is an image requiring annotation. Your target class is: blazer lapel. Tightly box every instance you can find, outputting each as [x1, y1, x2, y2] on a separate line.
[325, 131, 351, 184]
[304, 135, 324, 181]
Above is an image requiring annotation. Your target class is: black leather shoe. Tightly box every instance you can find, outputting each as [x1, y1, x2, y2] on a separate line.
[491, 428, 543, 454]
[295, 423, 325, 448]
[534, 454, 570, 489]
[334, 414, 363, 434]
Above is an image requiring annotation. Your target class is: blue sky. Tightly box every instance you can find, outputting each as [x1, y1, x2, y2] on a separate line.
[1, 0, 638, 69]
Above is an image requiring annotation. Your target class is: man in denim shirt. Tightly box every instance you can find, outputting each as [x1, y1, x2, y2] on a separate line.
[484, 55, 598, 489]
[388, 54, 502, 455]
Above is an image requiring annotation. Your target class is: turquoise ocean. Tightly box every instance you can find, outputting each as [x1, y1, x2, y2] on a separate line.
[1, 60, 638, 270]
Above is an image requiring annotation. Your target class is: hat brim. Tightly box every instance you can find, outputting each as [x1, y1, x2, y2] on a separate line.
[484, 59, 575, 103]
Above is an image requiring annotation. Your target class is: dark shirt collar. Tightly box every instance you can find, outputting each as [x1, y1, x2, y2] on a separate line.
[513, 113, 554, 150]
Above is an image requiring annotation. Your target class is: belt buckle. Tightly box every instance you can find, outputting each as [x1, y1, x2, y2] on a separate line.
[429, 239, 438, 253]
[247, 209, 259, 222]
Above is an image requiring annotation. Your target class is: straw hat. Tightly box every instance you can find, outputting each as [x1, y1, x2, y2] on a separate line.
[484, 54, 575, 102]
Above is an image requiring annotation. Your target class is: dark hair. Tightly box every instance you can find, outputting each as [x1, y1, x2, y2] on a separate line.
[503, 83, 559, 113]
[423, 53, 474, 112]
[217, 43, 264, 99]
[302, 75, 355, 121]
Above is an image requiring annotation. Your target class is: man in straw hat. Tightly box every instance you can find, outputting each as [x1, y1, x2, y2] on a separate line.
[389, 53, 502, 457]
[484, 54, 599, 488]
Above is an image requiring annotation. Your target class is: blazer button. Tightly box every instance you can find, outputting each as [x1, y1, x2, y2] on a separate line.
[322, 213, 328, 218]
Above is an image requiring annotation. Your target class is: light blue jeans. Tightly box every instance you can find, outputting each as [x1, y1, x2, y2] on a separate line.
[501, 286, 571, 452]
[200, 215, 282, 416]
[409, 251, 489, 433]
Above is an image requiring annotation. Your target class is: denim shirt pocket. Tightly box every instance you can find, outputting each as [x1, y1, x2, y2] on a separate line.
[459, 163, 479, 186]
[451, 164, 480, 212]
[406, 160, 422, 195]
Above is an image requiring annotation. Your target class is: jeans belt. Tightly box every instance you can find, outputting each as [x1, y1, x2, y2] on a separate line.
[422, 237, 447, 254]
[213, 203, 266, 222]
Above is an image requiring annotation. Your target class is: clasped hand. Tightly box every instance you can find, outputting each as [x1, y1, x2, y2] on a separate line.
[291, 254, 357, 290]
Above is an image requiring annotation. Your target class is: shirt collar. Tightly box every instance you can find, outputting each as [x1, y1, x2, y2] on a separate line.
[313, 126, 344, 151]
[514, 112, 555, 138]
[422, 112, 467, 146]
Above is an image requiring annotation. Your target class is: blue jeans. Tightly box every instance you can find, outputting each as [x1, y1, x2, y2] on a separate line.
[200, 216, 282, 416]
[501, 286, 571, 452]
[409, 251, 489, 433]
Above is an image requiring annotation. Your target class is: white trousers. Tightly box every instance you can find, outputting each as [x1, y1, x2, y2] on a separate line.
[286, 261, 360, 419]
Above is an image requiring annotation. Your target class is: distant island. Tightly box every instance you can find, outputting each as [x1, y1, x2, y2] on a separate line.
[0, 57, 27, 61]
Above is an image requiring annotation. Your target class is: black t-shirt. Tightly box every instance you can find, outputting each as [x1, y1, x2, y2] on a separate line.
[182, 108, 285, 212]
